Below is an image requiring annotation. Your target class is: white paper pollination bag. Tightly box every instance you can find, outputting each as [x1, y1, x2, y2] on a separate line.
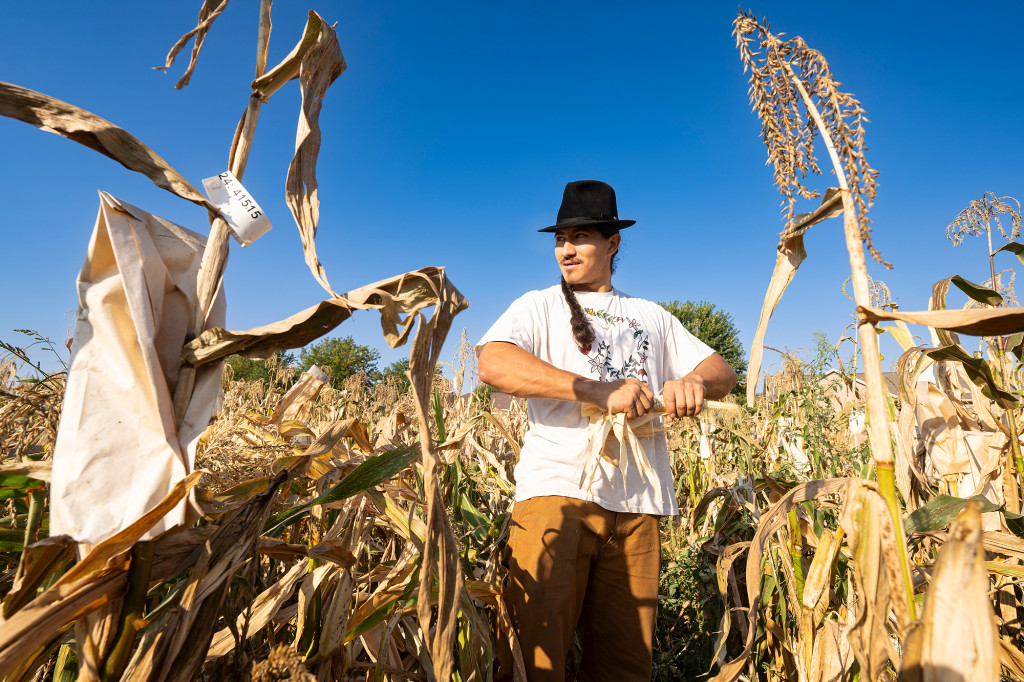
[50, 192, 225, 545]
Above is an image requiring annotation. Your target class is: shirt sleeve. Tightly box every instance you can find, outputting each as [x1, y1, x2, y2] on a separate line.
[475, 292, 541, 356]
[662, 313, 716, 380]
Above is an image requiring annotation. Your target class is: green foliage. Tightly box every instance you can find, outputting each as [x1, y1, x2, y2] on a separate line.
[771, 332, 870, 480]
[299, 336, 381, 387]
[659, 300, 746, 393]
[224, 350, 296, 389]
[381, 358, 411, 391]
[473, 382, 494, 409]
[652, 543, 721, 681]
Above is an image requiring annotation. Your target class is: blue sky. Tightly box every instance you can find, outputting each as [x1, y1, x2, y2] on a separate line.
[2, 2, 1023, 384]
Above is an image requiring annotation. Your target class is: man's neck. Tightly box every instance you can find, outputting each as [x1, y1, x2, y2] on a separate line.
[573, 280, 614, 293]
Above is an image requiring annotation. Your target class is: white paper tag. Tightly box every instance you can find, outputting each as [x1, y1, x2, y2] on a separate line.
[202, 171, 272, 247]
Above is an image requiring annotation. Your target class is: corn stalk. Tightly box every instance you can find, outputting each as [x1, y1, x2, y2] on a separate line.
[733, 10, 916, 621]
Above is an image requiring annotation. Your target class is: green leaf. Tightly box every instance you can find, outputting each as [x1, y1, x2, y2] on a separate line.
[265, 443, 420, 532]
[0, 474, 44, 491]
[432, 388, 447, 442]
[0, 528, 26, 552]
[905, 494, 1003, 533]
[993, 241, 1024, 266]
[950, 274, 1003, 307]
[458, 494, 492, 544]
[924, 345, 1017, 404]
[1006, 332, 1024, 363]
[759, 573, 777, 608]
[345, 589, 415, 644]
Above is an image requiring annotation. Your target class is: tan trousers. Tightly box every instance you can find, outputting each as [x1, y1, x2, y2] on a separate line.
[499, 495, 661, 682]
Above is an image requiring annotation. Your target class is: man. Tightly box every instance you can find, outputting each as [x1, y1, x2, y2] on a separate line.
[476, 180, 736, 682]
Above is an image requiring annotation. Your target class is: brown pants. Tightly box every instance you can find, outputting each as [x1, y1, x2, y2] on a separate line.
[499, 496, 661, 682]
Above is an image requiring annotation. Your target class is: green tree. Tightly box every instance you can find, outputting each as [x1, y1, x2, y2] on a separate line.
[659, 300, 746, 394]
[299, 336, 380, 387]
[225, 350, 296, 388]
[381, 357, 411, 391]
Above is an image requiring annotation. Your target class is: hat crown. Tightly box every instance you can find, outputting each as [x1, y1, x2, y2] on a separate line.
[556, 180, 619, 223]
[537, 180, 635, 233]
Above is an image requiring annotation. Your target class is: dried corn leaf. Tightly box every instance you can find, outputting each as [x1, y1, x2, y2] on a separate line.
[0, 82, 215, 211]
[748, 235, 806, 407]
[404, 266, 468, 682]
[747, 189, 843, 406]
[999, 637, 1024, 680]
[252, 10, 325, 100]
[983, 530, 1024, 560]
[184, 267, 466, 365]
[316, 568, 354, 661]
[0, 565, 127, 680]
[901, 503, 999, 682]
[282, 11, 347, 297]
[809, 618, 853, 682]
[859, 304, 1024, 337]
[269, 365, 329, 426]
[710, 477, 853, 682]
[3, 536, 75, 618]
[205, 559, 308, 663]
[59, 471, 203, 587]
[840, 480, 904, 681]
[709, 540, 751, 670]
[156, 0, 231, 89]
[878, 321, 917, 352]
[148, 472, 289, 682]
[195, 477, 271, 515]
[0, 461, 51, 482]
[294, 417, 360, 460]
[257, 538, 356, 567]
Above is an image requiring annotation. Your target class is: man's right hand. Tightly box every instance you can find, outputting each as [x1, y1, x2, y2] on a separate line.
[587, 378, 654, 419]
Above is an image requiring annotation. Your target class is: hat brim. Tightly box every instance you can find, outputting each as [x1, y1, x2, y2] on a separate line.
[537, 218, 636, 233]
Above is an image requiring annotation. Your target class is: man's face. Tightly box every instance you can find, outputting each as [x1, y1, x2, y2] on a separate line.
[554, 226, 619, 292]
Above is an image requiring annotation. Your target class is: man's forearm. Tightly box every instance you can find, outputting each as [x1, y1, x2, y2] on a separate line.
[477, 341, 602, 404]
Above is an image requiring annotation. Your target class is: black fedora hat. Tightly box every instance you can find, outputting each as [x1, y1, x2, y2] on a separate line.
[538, 180, 636, 233]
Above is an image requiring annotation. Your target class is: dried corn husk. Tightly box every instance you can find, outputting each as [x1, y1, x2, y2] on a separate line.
[901, 503, 999, 682]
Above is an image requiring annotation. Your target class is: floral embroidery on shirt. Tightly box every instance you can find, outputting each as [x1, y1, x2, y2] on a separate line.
[582, 308, 651, 381]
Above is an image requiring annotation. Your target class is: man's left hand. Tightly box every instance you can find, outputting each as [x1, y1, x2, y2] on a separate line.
[663, 374, 706, 420]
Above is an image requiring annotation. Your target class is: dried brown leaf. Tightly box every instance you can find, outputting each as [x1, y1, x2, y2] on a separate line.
[205, 560, 308, 663]
[283, 12, 347, 296]
[859, 304, 1024, 337]
[0, 565, 127, 679]
[0, 82, 215, 211]
[156, 0, 232, 90]
[710, 477, 853, 682]
[269, 365, 329, 426]
[840, 480, 902, 681]
[184, 267, 467, 365]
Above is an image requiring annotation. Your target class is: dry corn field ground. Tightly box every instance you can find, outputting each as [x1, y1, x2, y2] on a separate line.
[3, 4, 1024, 682]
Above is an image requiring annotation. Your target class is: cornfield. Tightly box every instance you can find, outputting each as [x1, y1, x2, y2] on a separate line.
[2, 5, 1024, 682]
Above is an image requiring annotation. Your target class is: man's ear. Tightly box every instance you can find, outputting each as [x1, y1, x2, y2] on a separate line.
[608, 232, 621, 257]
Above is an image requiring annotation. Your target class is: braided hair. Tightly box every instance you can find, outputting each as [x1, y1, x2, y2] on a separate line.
[561, 225, 620, 351]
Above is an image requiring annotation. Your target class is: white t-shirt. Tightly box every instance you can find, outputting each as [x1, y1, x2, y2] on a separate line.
[476, 285, 714, 515]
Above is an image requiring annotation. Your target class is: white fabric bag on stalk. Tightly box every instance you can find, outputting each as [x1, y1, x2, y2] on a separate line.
[50, 192, 225, 545]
